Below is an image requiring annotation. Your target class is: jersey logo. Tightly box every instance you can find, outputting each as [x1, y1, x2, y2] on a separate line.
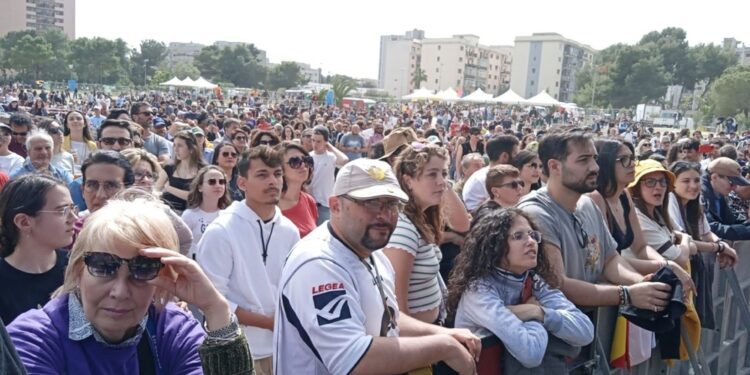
[313, 287, 351, 326]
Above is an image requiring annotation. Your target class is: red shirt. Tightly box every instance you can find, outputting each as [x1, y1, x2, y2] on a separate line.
[281, 191, 318, 238]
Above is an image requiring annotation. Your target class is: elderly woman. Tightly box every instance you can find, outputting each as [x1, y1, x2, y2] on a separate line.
[9, 129, 73, 184]
[7, 199, 253, 374]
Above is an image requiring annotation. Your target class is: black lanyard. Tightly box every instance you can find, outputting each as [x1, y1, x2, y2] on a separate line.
[256, 220, 275, 265]
[361, 256, 397, 334]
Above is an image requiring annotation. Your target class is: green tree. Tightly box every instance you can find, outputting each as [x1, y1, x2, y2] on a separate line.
[331, 76, 357, 105]
[69, 37, 128, 84]
[194, 44, 266, 87]
[193, 45, 221, 80]
[38, 29, 71, 82]
[130, 39, 167, 85]
[411, 67, 427, 88]
[8, 34, 54, 80]
[267, 62, 305, 90]
[710, 66, 750, 118]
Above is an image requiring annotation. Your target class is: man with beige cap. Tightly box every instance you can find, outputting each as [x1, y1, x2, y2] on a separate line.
[702, 157, 750, 240]
[274, 158, 479, 375]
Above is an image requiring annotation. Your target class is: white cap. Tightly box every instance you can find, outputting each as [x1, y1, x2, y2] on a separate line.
[333, 159, 408, 201]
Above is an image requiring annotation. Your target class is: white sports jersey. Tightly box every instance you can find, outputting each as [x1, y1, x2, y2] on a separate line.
[273, 223, 399, 375]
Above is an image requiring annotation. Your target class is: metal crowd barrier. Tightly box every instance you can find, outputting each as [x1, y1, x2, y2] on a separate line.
[445, 242, 750, 374]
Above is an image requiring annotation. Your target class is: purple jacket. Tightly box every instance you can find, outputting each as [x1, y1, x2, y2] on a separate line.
[7, 294, 205, 374]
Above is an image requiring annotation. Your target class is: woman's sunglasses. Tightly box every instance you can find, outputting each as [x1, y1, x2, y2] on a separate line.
[221, 151, 238, 158]
[83, 252, 163, 281]
[287, 156, 314, 169]
[206, 178, 226, 186]
[258, 139, 278, 146]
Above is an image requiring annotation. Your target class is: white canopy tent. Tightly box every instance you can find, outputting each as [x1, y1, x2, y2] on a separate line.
[180, 77, 197, 87]
[435, 87, 460, 102]
[524, 90, 562, 107]
[159, 77, 184, 86]
[401, 88, 438, 101]
[493, 89, 527, 105]
[193, 77, 217, 89]
[459, 88, 494, 103]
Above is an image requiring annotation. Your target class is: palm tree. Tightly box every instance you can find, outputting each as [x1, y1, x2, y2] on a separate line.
[411, 67, 428, 88]
[331, 76, 357, 105]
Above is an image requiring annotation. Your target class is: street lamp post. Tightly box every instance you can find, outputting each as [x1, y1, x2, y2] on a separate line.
[143, 58, 149, 87]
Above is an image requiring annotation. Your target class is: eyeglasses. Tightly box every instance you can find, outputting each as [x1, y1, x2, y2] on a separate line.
[615, 155, 635, 168]
[287, 156, 314, 169]
[572, 214, 589, 249]
[643, 177, 668, 188]
[47, 127, 62, 135]
[342, 195, 404, 214]
[221, 151, 238, 158]
[12, 132, 27, 137]
[37, 204, 79, 218]
[497, 179, 525, 189]
[509, 230, 543, 243]
[134, 171, 154, 180]
[84, 180, 123, 194]
[233, 136, 248, 142]
[100, 137, 133, 146]
[206, 178, 226, 186]
[258, 139, 278, 146]
[138, 111, 154, 117]
[83, 252, 163, 281]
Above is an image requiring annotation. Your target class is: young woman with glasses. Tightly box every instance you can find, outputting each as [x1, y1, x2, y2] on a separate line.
[182, 166, 232, 259]
[0, 175, 77, 324]
[156, 131, 207, 214]
[211, 142, 243, 201]
[449, 207, 593, 372]
[383, 144, 449, 324]
[120, 148, 163, 192]
[250, 130, 280, 148]
[7, 198, 253, 374]
[39, 118, 76, 177]
[278, 142, 317, 238]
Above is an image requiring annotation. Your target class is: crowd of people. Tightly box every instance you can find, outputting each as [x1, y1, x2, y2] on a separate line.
[0, 82, 749, 374]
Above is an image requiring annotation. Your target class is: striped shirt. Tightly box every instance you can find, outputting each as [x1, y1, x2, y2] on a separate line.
[386, 213, 443, 313]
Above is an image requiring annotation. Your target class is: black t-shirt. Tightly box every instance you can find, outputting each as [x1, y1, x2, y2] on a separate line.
[0, 249, 68, 324]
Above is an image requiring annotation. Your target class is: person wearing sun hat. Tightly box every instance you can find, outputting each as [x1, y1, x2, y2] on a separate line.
[379, 127, 418, 166]
[702, 157, 750, 240]
[274, 158, 480, 375]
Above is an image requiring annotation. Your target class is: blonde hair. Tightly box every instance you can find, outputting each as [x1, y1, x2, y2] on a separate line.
[55, 198, 178, 297]
[121, 148, 163, 175]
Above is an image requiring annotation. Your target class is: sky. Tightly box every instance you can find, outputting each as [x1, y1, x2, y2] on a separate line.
[76, 0, 750, 80]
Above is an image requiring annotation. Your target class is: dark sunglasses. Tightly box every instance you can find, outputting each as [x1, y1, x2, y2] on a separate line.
[221, 151, 238, 158]
[12, 131, 27, 137]
[206, 178, 226, 186]
[138, 111, 154, 117]
[83, 252, 163, 281]
[258, 140, 278, 146]
[498, 179, 525, 189]
[287, 156, 314, 169]
[100, 137, 133, 146]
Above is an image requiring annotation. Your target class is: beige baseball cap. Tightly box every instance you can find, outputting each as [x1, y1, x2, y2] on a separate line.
[333, 159, 408, 201]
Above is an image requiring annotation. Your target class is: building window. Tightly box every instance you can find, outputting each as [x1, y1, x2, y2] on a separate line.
[437, 56, 440, 62]
[532, 68, 535, 73]
[457, 80, 462, 86]
[459, 57, 463, 62]
[557, 69, 560, 74]
[411, 64, 414, 68]
[436, 68, 439, 73]
[555, 81, 559, 87]
[458, 69, 462, 73]
[460, 46, 464, 51]
[531, 80, 535, 85]
[438, 45, 441, 50]
[435, 79, 439, 84]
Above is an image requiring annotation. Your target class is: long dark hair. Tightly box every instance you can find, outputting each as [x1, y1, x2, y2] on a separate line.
[629, 172, 674, 232]
[63, 110, 94, 142]
[669, 161, 703, 240]
[447, 206, 556, 318]
[0, 175, 65, 256]
[186, 165, 232, 210]
[172, 130, 207, 171]
[511, 149, 541, 189]
[595, 139, 634, 198]
[279, 141, 313, 193]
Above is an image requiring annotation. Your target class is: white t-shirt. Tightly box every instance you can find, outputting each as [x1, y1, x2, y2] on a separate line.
[52, 152, 76, 177]
[274, 224, 399, 375]
[0, 153, 24, 174]
[462, 166, 490, 211]
[635, 209, 682, 261]
[310, 151, 337, 207]
[181, 207, 221, 259]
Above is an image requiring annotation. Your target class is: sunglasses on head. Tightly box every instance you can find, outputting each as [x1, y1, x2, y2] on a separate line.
[83, 252, 163, 281]
[100, 137, 133, 146]
[206, 178, 226, 186]
[287, 156, 314, 169]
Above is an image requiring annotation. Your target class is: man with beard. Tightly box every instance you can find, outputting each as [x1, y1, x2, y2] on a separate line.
[274, 159, 479, 375]
[197, 145, 300, 375]
[517, 129, 672, 312]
